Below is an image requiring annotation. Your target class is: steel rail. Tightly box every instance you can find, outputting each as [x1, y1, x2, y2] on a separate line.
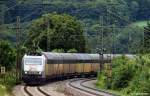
[80, 79, 119, 96]
[24, 86, 33, 96]
[24, 86, 51, 96]
[69, 78, 102, 96]
[37, 87, 51, 96]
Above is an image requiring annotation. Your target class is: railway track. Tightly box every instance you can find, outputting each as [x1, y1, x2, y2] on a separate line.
[37, 87, 51, 96]
[24, 86, 33, 96]
[68, 78, 117, 96]
[15, 78, 117, 96]
[23, 86, 51, 96]
[80, 79, 119, 96]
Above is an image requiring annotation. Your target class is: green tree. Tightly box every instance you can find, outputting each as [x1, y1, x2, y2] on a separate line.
[25, 13, 86, 53]
[0, 40, 15, 70]
[143, 22, 150, 53]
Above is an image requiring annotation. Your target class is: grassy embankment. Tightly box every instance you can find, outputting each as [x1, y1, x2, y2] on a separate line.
[0, 70, 17, 96]
[0, 85, 8, 96]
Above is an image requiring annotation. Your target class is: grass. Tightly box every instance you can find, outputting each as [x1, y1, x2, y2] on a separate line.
[0, 70, 17, 96]
[0, 85, 8, 96]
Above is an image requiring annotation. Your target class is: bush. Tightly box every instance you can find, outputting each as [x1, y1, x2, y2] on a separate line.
[123, 54, 150, 95]
[96, 71, 107, 89]
[111, 64, 134, 90]
[0, 40, 15, 70]
[52, 49, 65, 53]
[67, 48, 78, 53]
[110, 55, 135, 90]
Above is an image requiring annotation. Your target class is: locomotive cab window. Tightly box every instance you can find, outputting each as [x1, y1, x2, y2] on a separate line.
[25, 58, 42, 65]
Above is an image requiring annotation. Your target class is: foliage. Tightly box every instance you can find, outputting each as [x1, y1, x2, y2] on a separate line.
[111, 56, 135, 90]
[0, 70, 17, 96]
[67, 48, 78, 53]
[114, 26, 143, 54]
[0, 40, 15, 70]
[96, 71, 107, 89]
[87, 24, 144, 53]
[4, 0, 149, 23]
[1, 0, 149, 53]
[123, 69, 150, 96]
[97, 54, 150, 95]
[0, 85, 7, 96]
[97, 56, 135, 90]
[143, 22, 150, 53]
[123, 54, 150, 95]
[25, 13, 86, 53]
[0, 24, 16, 45]
[52, 49, 65, 53]
[3, 0, 149, 23]
[131, 20, 150, 27]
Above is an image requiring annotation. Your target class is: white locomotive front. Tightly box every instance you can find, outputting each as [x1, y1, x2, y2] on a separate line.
[22, 54, 46, 84]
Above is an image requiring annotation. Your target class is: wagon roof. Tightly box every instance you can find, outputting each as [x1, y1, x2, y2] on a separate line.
[42, 52, 100, 60]
[42, 52, 134, 64]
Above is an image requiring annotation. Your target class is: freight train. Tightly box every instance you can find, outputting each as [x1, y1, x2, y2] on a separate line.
[22, 52, 133, 84]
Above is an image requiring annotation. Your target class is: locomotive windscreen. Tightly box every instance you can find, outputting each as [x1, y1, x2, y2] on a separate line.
[25, 58, 42, 65]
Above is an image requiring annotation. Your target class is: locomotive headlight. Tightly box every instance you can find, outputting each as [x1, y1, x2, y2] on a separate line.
[38, 72, 42, 74]
[25, 71, 27, 74]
